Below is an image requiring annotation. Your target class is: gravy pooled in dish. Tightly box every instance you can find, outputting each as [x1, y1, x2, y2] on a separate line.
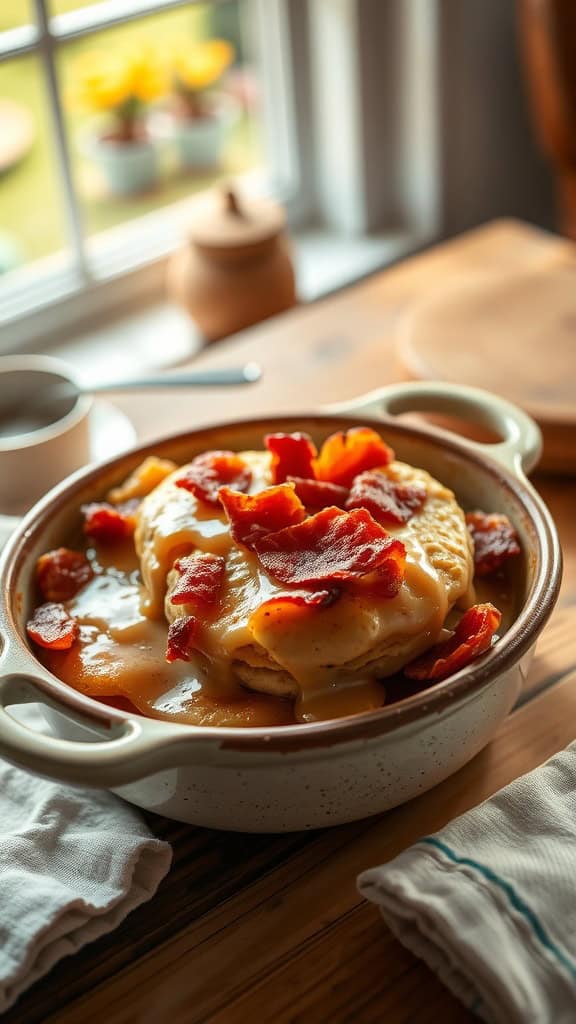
[27, 428, 521, 727]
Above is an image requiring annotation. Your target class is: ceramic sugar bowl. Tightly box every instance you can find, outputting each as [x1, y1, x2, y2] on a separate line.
[168, 186, 297, 342]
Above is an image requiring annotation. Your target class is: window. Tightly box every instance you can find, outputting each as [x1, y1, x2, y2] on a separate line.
[0, 0, 299, 341]
[0, 0, 440, 352]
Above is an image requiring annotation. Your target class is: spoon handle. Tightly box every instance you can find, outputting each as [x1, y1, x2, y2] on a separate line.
[89, 363, 261, 392]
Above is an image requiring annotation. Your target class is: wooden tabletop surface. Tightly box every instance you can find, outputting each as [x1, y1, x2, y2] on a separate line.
[8, 219, 576, 1024]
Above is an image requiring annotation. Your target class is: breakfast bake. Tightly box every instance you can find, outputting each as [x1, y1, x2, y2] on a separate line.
[26, 427, 520, 726]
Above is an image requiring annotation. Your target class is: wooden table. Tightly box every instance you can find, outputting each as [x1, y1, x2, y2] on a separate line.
[8, 220, 576, 1024]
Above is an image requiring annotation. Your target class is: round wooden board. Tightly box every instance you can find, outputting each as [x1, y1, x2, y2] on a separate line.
[397, 264, 576, 474]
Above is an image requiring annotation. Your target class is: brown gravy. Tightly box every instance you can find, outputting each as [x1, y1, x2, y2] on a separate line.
[37, 538, 519, 728]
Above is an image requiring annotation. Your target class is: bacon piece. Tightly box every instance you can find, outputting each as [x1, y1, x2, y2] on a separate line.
[366, 559, 407, 600]
[250, 589, 340, 635]
[82, 501, 138, 542]
[265, 432, 317, 484]
[404, 603, 502, 681]
[166, 615, 199, 663]
[219, 483, 306, 549]
[175, 451, 251, 506]
[26, 602, 79, 651]
[288, 477, 349, 509]
[108, 456, 177, 503]
[36, 548, 93, 602]
[346, 471, 427, 525]
[466, 511, 521, 576]
[253, 506, 406, 591]
[263, 587, 340, 610]
[314, 427, 394, 488]
[170, 552, 225, 608]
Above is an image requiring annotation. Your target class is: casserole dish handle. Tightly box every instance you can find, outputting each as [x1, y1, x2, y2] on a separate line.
[0, 672, 200, 787]
[328, 381, 542, 477]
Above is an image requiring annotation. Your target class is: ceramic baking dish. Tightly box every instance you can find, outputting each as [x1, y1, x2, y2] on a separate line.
[0, 382, 562, 832]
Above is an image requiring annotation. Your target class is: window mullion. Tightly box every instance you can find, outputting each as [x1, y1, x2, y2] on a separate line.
[279, 0, 315, 225]
[0, 25, 39, 62]
[307, 0, 441, 238]
[249, 0, 298, 201]
[307, 0, 368, 235]
[33, 0, 90, 283]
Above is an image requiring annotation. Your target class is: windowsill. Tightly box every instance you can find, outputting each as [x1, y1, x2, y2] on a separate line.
[44, 228, 420, 377]
[294, 229, 415, 301]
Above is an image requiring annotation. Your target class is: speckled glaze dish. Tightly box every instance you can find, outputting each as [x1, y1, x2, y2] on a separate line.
[0, 383, 562, 832]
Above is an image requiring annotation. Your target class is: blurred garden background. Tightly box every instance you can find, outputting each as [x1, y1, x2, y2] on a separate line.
[0, 1, 263, 271]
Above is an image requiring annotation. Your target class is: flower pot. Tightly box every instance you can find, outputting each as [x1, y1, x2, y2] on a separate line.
[81, 131, 159, 197]
[172, 97, 237, 171]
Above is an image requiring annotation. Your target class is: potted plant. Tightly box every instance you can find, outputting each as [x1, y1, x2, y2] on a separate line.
[72, 46, 168, 197]
[169, 39, 235, 170]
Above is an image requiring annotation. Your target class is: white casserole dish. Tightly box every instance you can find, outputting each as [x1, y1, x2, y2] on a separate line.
[0, 382, 561, 832]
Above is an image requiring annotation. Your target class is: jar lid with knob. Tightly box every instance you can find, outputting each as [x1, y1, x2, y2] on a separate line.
[185, 185, 288, 251]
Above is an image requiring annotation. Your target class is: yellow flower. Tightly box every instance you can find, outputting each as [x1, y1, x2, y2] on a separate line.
[71, 45, 168, 113]
[174, 39, 234, 92]
[71, 52, 130, 112]
[124, 45, 169, 103]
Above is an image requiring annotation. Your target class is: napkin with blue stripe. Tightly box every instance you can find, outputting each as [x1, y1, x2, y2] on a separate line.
[358, 744, 576, 1023]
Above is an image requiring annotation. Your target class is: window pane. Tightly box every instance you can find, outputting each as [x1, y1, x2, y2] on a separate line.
[0, 2, 33, 31]
[57, 2, 265, 243]
[0, 56, 69, 274]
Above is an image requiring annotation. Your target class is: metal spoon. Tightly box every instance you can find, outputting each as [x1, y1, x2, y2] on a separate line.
[88, 363, 262, 391]
[0, 363, 262, 434]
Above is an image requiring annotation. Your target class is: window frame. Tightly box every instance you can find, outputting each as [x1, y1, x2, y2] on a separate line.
[0, 0, 300, 342]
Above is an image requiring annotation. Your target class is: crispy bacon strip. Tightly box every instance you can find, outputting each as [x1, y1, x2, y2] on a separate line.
[265, 432, 317, 484]
[253, 506, 406, 591]
[26, 602, 78, 651]
[36, 548, 93, 602]
[261, 588, 340, 610]
[404, 603, 502, 681]
[170, 552, 225, 608]
[314, 427, 394, 488]
[249, 589, 340, 636]
[219, 483, 306, 549]
[175, 451, 251, 506]
[82, 501, 138, 542]
[466, 511, 521, 576]
[166, 615, 199, 663]
[108, 456, 177, 504]
[288, 477, 349, 509]
[346, 471, 427, 525]
[365, 559, 407, 600]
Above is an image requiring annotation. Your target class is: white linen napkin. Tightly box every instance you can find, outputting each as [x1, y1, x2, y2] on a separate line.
[358, 743, 576, 1024]
[0, 729, 172, 1012]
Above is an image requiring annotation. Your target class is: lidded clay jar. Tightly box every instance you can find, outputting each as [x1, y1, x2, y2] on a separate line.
[168, 186, 297, 342]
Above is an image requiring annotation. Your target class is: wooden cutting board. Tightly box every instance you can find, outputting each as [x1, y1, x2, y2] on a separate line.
[397, 263, 576, 473]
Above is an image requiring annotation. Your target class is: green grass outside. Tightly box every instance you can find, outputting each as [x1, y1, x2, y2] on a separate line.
[0, 1, 262, 268]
